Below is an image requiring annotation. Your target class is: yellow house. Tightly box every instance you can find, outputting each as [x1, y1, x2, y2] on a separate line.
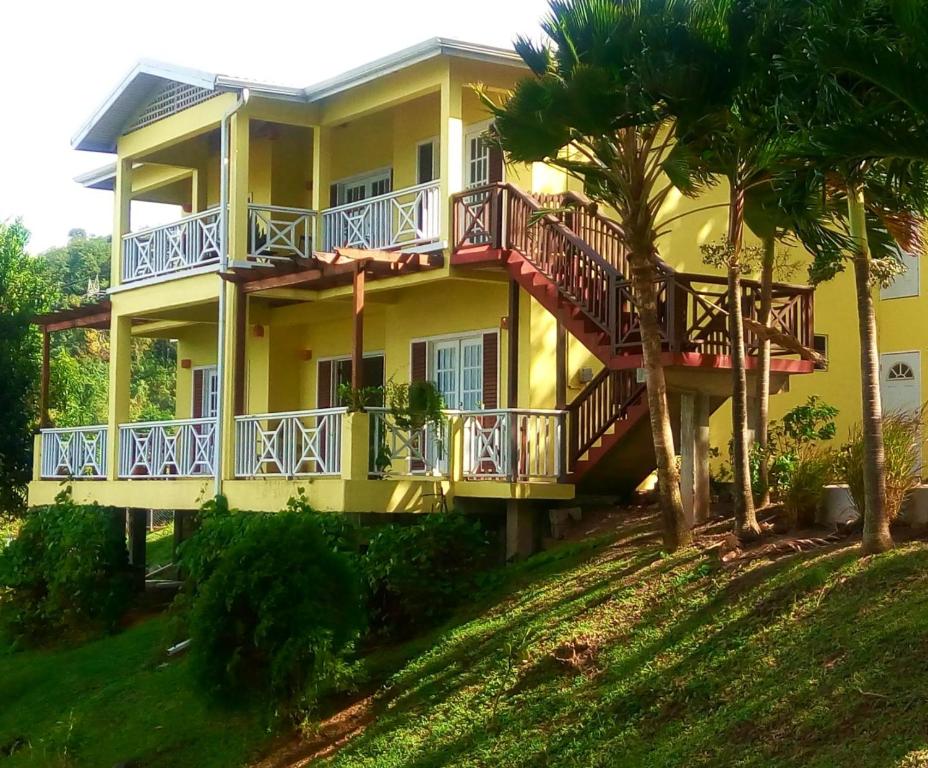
[29, 39, 818, 555]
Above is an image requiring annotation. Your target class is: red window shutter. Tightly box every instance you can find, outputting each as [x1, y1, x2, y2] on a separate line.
[411, 341, 427, 383]
[192, 369, 204, 419]
[318, 360, 333, 408]
[488, 145, 504, 184]
[409, 342, 428, 472]
[482, 332, 498, 408]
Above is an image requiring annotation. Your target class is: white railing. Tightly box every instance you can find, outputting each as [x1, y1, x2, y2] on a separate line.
[118, 418, 216, 478]
[40, 426, 108, 479]
[234, 408, 345, 477]
[461, 409, 564, 481]
[247, 205, 316, 261]
[122, 207, 222, 283]
[369, 408, 450, 477]
[322, 181, 441, 252]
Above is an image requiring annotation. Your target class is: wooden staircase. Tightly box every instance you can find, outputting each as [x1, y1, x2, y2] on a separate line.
[451, 183, 815, 488]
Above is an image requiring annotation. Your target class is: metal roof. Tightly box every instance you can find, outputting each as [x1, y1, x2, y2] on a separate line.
[72, 38, 524, 156]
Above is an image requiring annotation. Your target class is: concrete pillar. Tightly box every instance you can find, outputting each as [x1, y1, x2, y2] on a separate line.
[111, 157, 132, 289]
[680, 392, 711, 526]
[506, 499, 538, 560]
[341, 411, 371, 481]
[127, 508, 147, 592]
[106, 313, 132, 480]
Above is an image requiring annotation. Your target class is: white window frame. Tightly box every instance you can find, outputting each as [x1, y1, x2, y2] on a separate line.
[192, 364, 219, 419]
[464, 120, 502, 189]
[410, 328, 500, 411]
[332, 167, 393, 205]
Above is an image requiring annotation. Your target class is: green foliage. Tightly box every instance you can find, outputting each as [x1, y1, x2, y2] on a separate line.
[0, 221, 55, 517]
[336, 382, 384, 412]
[384, 379, 445, 432]
[0, 492, 131, 645]
[835, 409, 924, 522]
[178, 498, 364, 703]
[363, 512, 492, 638]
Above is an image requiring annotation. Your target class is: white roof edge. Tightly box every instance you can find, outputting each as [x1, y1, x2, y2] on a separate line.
[74, 162, 117, 187]
[302, 37, 524, 102]
[70, 60, 220, 150]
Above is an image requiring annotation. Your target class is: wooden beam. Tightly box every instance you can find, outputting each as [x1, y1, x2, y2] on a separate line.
[241, 268, 323, 294]
[352, 263, 365, 391]
[39, 328, 50, 428]
[43, 310, 111, 332]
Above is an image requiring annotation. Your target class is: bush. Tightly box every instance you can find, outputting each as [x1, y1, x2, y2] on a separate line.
[0, 493, 131, 644]
[363, 512, 492, 638]
[178, 501, 364, 703]
[835, 409, 924, 522]
[781, 449, 836, 528]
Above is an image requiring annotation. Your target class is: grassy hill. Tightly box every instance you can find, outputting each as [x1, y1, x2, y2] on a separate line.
[5, 511, 928, 767]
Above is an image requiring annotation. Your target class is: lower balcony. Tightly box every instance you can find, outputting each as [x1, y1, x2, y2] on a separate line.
[31, 408, 573, 513]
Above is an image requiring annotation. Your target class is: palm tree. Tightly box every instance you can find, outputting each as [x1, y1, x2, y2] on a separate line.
[779, 0, 928, 553]
[481, 0, 731, 551]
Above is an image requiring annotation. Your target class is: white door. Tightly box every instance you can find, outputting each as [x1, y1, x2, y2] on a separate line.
[881, 352, 921, 415]
[881, 351, 922, 471]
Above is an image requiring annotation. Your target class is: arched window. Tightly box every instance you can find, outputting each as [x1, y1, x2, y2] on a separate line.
[888, 362, 916, 381]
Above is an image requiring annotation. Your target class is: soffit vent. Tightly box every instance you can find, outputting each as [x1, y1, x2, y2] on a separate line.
[127, 81, 217, 133]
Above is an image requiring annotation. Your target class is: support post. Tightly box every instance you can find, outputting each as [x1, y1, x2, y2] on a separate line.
[127, 508, 147, 592]
[233, 285, 247, 416]
[439, 64, 464, 245]
[106, 313, 132, 480]
[173, 510, 200, 561]
[111, 157, 133, 289]
[352, 263, 365, 391]
[39, 327, 50, 428]
[555, 322, 568, 479]
[680, 392, 712, 527]
[506, 499, 538, 560]
[507, 279, 520, 481]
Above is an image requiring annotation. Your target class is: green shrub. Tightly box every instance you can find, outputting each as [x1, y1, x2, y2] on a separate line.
[835, 409, 924, 522]
[179, 502, 363, 703]
[363, 512, 492, 638]
[0, 493, 131, 644]
[781, 449, 836, 528]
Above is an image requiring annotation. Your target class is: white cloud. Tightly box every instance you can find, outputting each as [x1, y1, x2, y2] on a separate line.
[0, 0, 548, 252]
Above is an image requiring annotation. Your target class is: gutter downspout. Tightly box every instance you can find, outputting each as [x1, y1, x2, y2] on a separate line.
[214, 88, 250, 497]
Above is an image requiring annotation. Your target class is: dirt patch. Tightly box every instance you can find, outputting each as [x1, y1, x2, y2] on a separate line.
[252, 695, 374, 768]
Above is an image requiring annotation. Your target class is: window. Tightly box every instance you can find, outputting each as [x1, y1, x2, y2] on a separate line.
[880, 246, 919, 300]
[193, 366, 219, 419]
[431, 335, 485, 410]
[888, 361, 916, 381]
[329, 354, 385, 405]
[464, 122, 503, 189]
[813, 334, 828, 371]
[332, 169, 392, 206]
[417, 139, 437, 184]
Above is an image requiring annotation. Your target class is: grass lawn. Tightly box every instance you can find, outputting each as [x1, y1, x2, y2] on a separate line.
[307, 517, 928, 768]
[0, 616, 269, 767]
[7, 511, 928, 767]
[146, 525, 175, 571]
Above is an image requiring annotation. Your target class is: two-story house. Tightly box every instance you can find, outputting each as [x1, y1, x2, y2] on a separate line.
[29, 39, 818, 557]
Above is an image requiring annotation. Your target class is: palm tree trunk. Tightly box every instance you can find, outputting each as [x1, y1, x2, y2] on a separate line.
[847, 182, 892, 554]
[630, 256, 692, 551]
[753, 234, 775, 509]
[727, 184, 760, 539]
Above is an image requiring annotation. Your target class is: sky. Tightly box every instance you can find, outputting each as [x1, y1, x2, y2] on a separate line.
[0, 0, 549, 254]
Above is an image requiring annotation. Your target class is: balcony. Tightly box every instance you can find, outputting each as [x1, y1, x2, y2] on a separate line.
[321, 181, 441, 252]
[37, 408, 565, 486]
[120, 204, 317, 284]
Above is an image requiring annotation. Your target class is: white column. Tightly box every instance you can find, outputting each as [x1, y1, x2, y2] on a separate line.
[680, 392, 712, 526]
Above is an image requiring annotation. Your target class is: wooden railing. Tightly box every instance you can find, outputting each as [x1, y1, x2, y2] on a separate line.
[566, 369, 646, 466]
[234, 408, 344, 478]
[40, 426, 108, 479]
[452, 184, 815, 360]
